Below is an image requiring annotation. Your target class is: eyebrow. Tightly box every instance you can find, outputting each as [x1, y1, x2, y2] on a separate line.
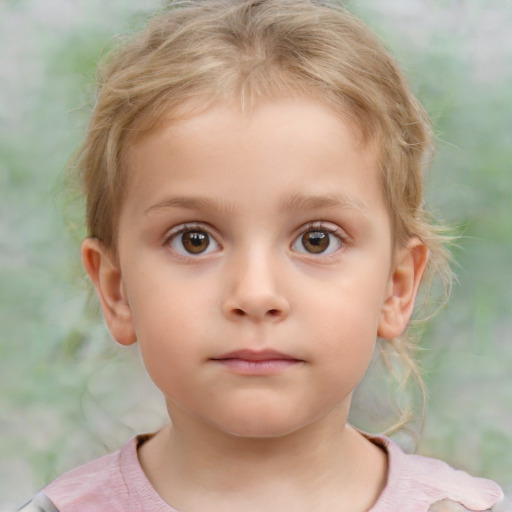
[282, 192, 368, 214]
[144, 192, 368, 216]
[144, 195, 237, 216]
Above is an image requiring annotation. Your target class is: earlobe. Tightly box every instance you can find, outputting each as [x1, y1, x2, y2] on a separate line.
[81, 238, 137, 346]
[377, 238, 428, 340]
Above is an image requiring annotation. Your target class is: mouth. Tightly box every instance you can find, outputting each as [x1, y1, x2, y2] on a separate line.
[210, 349, 304, 375]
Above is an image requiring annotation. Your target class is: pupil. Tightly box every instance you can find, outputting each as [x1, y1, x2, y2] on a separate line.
[303, 231, 329, 253]
[182, 231, 209, 254]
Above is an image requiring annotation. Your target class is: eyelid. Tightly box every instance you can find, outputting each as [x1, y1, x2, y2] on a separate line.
[300, 221, 349, 241]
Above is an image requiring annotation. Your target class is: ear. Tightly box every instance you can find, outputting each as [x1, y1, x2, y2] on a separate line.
[81, 238, 137, 346]
[378, 237, 428, 339]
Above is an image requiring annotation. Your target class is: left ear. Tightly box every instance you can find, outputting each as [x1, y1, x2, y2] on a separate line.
[378, 237, 428, 339]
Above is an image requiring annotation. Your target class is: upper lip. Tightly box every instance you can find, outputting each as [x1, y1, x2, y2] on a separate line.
[212, 349, 300, 361]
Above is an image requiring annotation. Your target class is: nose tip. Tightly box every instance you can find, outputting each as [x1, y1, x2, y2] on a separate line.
[222, 269, 290, 323]
[221, 249, 291, 322]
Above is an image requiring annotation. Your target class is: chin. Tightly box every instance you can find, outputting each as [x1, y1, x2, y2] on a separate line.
[210, 409, 311, 440]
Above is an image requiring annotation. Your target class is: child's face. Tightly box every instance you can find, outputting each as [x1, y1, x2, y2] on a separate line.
[87, 99, 422, 438]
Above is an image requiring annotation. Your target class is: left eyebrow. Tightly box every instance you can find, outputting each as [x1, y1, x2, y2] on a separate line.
[282, 192, 369, 214]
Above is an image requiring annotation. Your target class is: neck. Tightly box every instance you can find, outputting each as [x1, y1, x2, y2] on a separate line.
[139, 405, 387, 512]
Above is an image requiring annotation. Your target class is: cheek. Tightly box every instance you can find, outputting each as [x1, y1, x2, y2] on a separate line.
[128, 261, 211, 336]
[318, 323, 377, 380]
[307, 278, 388, 342]
[125, 276, 207, 386]
[304, 279, 386, 379]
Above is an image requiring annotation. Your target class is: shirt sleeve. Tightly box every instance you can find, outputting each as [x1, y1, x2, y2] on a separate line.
[428, 498, 510, 512]
[17, 493, 60, 512]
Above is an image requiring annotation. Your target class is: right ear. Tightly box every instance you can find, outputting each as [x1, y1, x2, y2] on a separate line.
[81, 238, 137, 346]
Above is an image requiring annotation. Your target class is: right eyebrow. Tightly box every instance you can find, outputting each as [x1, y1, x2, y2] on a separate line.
[144, 195, 237, 216]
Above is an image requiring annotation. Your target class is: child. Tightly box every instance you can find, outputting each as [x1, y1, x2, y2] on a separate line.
[19, 0, 506, 510]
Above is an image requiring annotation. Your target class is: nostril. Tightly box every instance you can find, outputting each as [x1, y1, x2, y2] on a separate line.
[267, 309, 280, 316]
[234, 308, 246, 316]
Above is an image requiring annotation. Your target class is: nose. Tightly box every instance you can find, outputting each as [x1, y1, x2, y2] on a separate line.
[222, 251, 290, 323]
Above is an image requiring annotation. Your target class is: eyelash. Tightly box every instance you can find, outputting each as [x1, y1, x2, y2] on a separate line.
[300, 221, 345, 238]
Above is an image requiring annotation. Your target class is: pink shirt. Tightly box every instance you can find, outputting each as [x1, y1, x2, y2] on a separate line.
[26, 434, 504, 512]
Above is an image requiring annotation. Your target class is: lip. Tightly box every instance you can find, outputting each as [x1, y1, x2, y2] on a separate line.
[213, 349, 298, 361]
[210, 349, 303, 375]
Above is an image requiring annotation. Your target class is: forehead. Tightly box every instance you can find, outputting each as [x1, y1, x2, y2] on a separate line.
[126, 97, 375, 170]
[125, 90, 374, 157]
[121, 98, 385, 219]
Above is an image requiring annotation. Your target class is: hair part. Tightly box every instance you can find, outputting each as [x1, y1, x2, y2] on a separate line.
[75, 0, 453, 434]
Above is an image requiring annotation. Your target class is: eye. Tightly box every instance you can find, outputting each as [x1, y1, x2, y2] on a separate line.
[168, 227, 220, 256]
[291, 225, 343, 255]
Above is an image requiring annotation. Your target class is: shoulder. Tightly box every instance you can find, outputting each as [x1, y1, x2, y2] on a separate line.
[20, 437, 140, 512]
[371, 436, 505, 512]
[18, 493, 59, 512]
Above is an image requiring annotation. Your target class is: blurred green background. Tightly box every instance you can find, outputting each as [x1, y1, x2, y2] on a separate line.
[1, 0, 511, 508]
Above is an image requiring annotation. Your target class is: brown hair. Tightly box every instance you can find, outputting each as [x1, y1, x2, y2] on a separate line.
[76, 0, 452, 432]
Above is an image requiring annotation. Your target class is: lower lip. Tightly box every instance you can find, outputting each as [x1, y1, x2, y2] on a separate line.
[212, 358, 302, 375]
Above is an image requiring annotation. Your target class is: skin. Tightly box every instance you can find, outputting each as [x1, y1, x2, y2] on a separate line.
[83, 98, 428, 511]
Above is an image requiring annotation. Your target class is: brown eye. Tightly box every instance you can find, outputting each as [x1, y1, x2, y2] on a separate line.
[169, 227, 219, 256]
[292, 227, 343, 255]
[301, 231, 330, 253]
[181, 231, 210, 254]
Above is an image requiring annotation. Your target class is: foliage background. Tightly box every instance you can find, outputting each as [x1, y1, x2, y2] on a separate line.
[1, 0, 511, 508]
